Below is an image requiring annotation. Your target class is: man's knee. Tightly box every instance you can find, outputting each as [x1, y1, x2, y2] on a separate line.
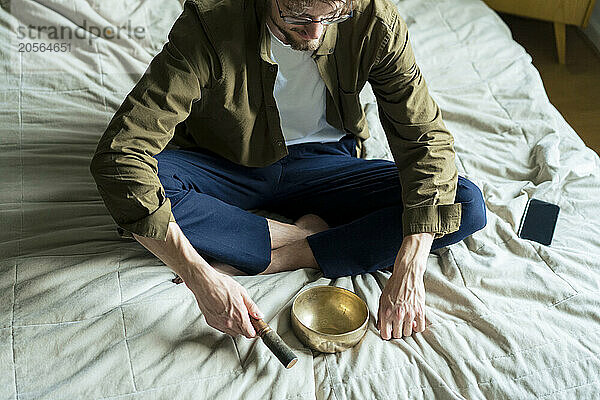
[457, 177, 487, 234]
[154, 151, 187, 193]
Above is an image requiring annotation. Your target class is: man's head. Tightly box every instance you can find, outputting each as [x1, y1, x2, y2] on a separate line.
[267, 0, 352, 51]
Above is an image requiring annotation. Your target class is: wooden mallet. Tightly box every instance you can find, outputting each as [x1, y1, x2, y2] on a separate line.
[250, 317, 298, 369]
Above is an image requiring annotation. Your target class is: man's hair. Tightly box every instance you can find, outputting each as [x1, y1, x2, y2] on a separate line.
[284, 0, 351, 16]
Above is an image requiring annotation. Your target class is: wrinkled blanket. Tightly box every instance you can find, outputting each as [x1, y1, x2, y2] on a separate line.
[1, 0, 599, 398]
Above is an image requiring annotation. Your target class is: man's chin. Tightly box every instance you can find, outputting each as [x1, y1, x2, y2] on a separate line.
[290, 39, 321, 51]
[283, 30, 323, 51]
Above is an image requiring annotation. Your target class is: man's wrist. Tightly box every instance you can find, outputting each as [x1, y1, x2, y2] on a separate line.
[401, 232, 434, 253]
[180, 260, 218, 285]
[134, 222, 220, 286]
[405, 232, 435, 240]
[393, 233, 434, 276]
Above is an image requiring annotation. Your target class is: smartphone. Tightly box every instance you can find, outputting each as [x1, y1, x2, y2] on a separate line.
[517, 198, 560, 246]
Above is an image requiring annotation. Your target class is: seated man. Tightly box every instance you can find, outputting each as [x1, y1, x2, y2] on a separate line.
[90, 0, 486, 341]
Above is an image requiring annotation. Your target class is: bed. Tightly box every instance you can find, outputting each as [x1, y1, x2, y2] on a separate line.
[1, 0, 600, 398]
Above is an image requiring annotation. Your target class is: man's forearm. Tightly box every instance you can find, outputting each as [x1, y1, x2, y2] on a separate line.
[134, 221, 263, 338]
[133, 221, 214, 283]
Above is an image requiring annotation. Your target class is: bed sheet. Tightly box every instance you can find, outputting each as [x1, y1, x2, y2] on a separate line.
[1, 0, 599, 399]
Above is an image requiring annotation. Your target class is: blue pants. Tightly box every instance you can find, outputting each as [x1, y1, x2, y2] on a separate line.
[155, 136, 486, 279]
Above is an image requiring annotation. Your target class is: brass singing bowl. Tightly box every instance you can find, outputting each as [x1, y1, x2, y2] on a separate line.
[291, 286, 369, 353]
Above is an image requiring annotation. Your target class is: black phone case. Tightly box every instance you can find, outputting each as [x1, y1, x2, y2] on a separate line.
[518, 198, 560, 246]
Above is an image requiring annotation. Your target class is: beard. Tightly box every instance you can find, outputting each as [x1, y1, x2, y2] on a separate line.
[273, 19, 325, 51]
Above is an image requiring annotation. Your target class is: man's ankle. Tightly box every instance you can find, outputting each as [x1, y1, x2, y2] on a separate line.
[294, 214, 329, 235]
[261, 238, 319, 274]
[267, 219, 307, 249]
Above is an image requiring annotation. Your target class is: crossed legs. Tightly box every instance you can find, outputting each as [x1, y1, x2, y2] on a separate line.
[205, 215, 326, 276]
[158, 141, 487, 282]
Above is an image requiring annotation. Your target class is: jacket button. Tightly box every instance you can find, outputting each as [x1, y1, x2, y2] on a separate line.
[269, 65, 277, 73]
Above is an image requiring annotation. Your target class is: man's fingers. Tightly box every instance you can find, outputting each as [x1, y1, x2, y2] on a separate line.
[378, 306, 393, 340]
[376, 305, 384, 332]
[377, 307, 392, 340]
[238, 305, 257, 338]
[242, 292, 264, 320]
[392, 321, 402, 339]
[415, 311, 426, 333]
[381, 309, 393, 340]
[392, 309, 404, 338]
[403, 311, 414, 337]
[239, 318, 256, 338]
[382, 320, 392, 340]
[236, 290, 262, 338]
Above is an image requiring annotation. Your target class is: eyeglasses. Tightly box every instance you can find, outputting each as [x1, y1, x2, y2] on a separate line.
[274, 0, 353, 25]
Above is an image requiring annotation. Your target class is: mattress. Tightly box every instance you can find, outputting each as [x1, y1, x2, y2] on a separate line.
[1, 0, 599, 398]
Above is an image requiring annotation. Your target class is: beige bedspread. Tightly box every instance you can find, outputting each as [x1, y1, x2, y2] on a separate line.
[1, 0, 599, 398]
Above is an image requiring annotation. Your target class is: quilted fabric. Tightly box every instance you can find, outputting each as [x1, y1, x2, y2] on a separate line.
[1, 0, 599, 398]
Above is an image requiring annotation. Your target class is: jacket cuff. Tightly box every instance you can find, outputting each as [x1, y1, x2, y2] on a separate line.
[402, 203, 462, 238]
[116, 199, 174, 241]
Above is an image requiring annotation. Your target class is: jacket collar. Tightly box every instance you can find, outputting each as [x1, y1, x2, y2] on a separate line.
[314, 22, 338, 56]
[256, 0, 274, 63]
[259, 22, 274, 63]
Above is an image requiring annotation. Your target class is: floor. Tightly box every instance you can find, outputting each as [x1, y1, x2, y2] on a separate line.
[499, 13, 600, 155]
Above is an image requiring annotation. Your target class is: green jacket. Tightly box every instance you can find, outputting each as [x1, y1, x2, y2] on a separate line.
[90, 0, 461, 241]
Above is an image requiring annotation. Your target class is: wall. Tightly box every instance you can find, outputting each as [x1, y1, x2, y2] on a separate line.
[584, 1, 600, 53]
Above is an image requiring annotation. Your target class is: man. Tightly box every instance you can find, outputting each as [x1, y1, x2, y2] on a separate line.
[90, 0, 486, 342]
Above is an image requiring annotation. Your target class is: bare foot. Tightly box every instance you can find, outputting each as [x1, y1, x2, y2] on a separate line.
[294, 214, 329, 235]
[172, 260, 247, 284]
[210, 260, 248, 276]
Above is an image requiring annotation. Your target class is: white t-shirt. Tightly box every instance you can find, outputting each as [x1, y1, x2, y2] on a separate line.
[268, 27, 345, 146]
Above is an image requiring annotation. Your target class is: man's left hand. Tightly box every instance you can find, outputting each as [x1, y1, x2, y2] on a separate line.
[377, 232, 434, 339]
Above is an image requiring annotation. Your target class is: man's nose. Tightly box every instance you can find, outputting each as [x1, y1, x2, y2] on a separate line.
[302, 22, 324, 39]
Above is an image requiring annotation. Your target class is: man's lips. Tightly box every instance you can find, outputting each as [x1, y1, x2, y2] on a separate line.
[292, 29, 314, 41]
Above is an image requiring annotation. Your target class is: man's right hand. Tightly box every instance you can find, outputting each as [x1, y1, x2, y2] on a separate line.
[186, 268, 264, 338]
[133, 222, 263, 339]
